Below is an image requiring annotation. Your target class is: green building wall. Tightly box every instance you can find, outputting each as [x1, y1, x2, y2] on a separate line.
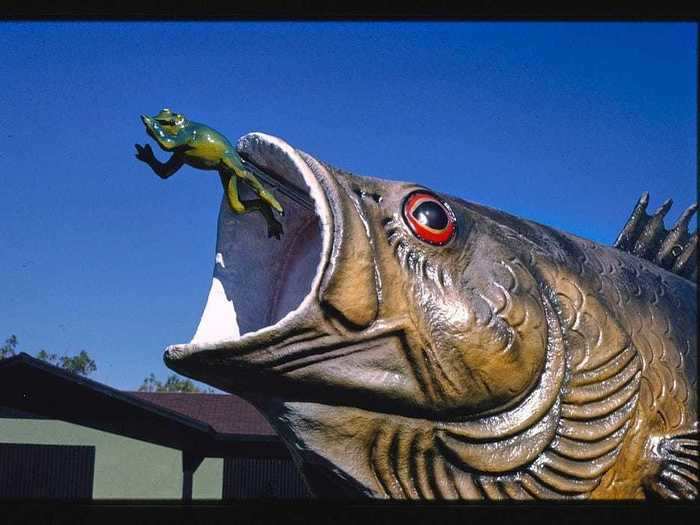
[0, 417, 222, 499]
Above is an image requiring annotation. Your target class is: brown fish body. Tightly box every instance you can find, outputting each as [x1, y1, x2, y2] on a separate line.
[163, 133, 697, 499]
[454, 201, 697, 499]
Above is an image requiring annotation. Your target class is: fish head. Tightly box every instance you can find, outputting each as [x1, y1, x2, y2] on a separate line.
[164, 132, 550, 416]
[163, 132, 566, 496]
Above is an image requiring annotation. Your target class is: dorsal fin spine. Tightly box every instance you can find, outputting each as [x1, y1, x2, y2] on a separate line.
[671, 233, 697, 280]
[614, 194, 697, 282]
[632, 199, 673, 259]
[614, 192, 649, 251]
[656, 204, 697, 268]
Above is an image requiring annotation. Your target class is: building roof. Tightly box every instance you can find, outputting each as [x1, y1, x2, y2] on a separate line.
[0, 353, 285, 457]
[129, 392, 275, 436]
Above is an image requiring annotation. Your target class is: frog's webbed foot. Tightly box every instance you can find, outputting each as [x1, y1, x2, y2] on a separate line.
[266, 215, 284, 240]
[134, 143, 155, 164]
[136, 145, 184, 180]
[237, 198, 284, 240]
[225, 169, 284, 238]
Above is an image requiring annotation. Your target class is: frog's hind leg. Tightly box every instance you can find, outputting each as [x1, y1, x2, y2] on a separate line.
[222, 173, 283, 239]
[222, 156, 284, 215]
[221, 172, 246, 214]
[239, 199, 284, 239]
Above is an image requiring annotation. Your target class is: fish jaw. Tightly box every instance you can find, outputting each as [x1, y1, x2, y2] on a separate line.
[162, 133, 335, 388]
[162, 133, 389, 396]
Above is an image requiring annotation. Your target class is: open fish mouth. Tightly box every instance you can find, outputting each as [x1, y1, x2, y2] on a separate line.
[163, 133, 340, 383]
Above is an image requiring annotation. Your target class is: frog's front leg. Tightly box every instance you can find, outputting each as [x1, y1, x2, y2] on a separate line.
[135, 144, 185, 179]
[220, 173, 284, 239]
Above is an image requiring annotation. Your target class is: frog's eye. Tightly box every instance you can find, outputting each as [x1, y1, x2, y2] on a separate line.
[402, 190, 456, 246]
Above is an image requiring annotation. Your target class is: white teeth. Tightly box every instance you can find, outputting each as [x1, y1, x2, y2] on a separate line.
[190, 273, 240, 344]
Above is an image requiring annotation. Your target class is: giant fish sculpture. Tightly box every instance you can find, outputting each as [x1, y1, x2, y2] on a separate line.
[160, 132, 697, 500]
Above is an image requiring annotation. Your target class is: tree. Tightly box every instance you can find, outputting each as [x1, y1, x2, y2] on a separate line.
[1, 334, 96, 377]
[1, 335, 17, 359]
[35, 349, 58, 364]
[138, 372, 214, 393]
[37, 349, 96, 377]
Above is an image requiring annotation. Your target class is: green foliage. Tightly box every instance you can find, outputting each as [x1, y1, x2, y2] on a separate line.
[138, 372, 213, 393]
[1, 334, 96, 377]
[36, 349, 97, 376]
[1, 335, 17, 358]
[66, 350, 97, 376]
[36, 349, 58, 363]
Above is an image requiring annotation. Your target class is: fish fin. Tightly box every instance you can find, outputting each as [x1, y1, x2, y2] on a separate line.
[645, 430, 699, 500]
[614, 193, 697, 281]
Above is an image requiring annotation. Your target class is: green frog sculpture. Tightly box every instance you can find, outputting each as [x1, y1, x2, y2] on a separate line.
[135, 109, 284, 238]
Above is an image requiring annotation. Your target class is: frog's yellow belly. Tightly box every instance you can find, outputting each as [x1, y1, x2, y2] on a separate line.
[183, 142, 226, 170]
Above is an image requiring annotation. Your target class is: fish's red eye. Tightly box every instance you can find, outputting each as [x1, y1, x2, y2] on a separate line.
[402, 191, 456, 246]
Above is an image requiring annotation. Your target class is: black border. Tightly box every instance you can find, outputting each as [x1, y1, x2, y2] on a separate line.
[0, 13, 697, 521]
[1, 499, 699, 525]
[1, 6, 700, 21]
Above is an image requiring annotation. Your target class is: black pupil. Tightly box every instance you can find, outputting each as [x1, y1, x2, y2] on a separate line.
[412, 200, 448, 230]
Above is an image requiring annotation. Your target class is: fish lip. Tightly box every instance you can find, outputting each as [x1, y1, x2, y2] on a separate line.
[163, 132, 340, 368]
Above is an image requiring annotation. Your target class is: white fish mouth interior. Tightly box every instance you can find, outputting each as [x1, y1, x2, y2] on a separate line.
[188, 133, 331, 347]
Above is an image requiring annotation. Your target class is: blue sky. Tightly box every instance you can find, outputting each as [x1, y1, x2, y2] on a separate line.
[0, 22, 696, 390]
